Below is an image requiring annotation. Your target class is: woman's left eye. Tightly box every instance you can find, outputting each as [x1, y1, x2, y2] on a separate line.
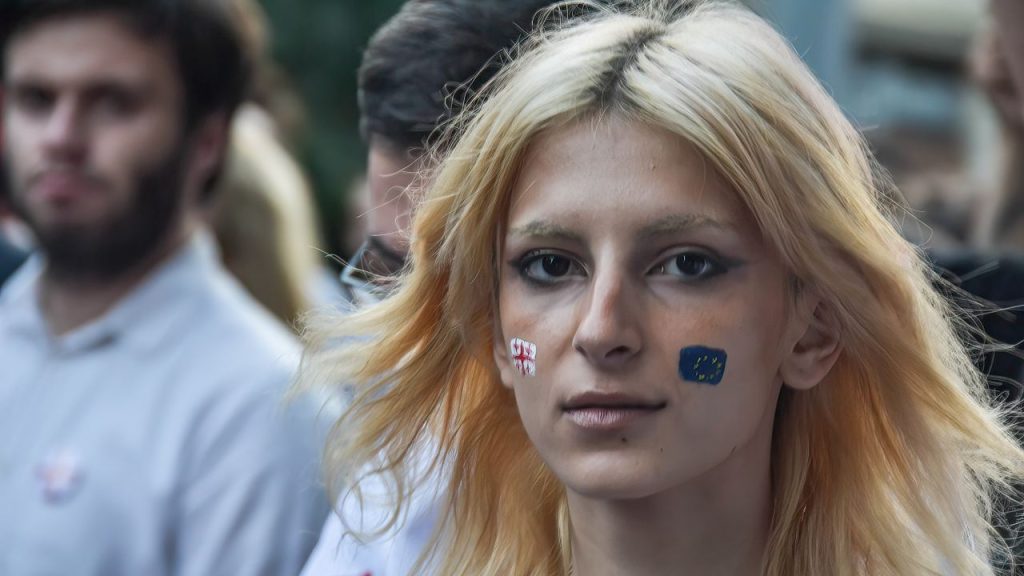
[650, 251, 725, 281]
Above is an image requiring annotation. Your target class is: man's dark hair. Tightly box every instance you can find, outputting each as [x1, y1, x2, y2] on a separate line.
[359, 0, 557, 153]
[0, 0, 250, 130]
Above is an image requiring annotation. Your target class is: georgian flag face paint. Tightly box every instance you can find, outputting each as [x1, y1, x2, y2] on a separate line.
[510, 337, 537, 377]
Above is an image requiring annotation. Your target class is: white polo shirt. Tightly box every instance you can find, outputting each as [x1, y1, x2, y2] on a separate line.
[0, 232, 328, 576]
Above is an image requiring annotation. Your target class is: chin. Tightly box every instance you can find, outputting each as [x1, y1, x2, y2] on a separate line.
[564, 474, 669, 501]
[554, 453, 673, 501]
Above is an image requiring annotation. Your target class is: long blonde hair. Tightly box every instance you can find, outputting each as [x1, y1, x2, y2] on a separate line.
[299, 1, 1024, 573]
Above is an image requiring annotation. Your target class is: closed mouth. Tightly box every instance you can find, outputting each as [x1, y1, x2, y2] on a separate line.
[561, 401, 666, 430]
[562, 392, 667, 412]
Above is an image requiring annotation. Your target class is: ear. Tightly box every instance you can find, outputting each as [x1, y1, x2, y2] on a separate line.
[780, 293, 841, 391]
[185, 112, 230, 201]
[492, 325, 515, 391]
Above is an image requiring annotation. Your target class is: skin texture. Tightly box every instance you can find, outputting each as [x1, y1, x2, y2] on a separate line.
[493, 117, 838, 575]
[0, 12, 225, 334]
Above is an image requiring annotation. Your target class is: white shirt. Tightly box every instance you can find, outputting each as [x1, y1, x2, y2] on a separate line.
[300, 463, 442, 576]
[299, 270, 442, 576]
[0, 232, 328, 576]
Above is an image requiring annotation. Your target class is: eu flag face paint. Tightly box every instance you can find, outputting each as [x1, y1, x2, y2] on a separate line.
[679, 346, 727, 385]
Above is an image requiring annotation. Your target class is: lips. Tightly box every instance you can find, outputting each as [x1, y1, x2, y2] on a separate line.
[562, 391, 666, 411]
[31, 170, 102, 204]
[562, 392, 666, 431]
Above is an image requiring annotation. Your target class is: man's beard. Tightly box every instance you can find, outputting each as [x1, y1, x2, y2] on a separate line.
[3, 142, 189, 283]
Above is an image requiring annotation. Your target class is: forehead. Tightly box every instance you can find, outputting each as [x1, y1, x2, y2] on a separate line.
[4, 11, 178, 93]
[508, 116, 754, 236]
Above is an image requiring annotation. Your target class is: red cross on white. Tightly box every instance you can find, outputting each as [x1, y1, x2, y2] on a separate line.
[509, 337, 537, 377]
[35, 449, 83, 504]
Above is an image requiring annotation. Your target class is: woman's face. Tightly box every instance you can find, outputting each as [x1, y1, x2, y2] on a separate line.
[495, 117, 804, 499]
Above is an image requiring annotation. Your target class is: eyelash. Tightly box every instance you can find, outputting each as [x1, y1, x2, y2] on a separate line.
[510, 248, 729, 287]
[648, 250, 727, 281]
[512, 250, 586, 287]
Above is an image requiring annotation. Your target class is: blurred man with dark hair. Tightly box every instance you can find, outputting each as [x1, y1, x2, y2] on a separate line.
[0, 1, 326, 574]
[338, 0, 557, 305]
[302, 1, 556, 574]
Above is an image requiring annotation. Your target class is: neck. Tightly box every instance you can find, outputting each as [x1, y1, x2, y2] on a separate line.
[567, 419, 774, 576]
[39, 220, 194, 336]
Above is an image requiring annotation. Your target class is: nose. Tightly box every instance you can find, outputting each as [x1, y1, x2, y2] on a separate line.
[41, 98, 87, 164]
[572, 269, 643, 368]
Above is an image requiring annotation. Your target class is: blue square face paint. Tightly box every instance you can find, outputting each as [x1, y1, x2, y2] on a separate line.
[679, 346, 727, 385]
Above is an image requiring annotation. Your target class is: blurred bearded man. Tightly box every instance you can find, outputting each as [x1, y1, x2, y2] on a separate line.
[0, 1, 327, 574]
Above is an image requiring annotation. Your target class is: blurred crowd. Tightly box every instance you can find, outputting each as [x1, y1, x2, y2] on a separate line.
[1, 0, 1023, 575]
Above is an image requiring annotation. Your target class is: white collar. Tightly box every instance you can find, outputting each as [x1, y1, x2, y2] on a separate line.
[0, 231, 222, 355]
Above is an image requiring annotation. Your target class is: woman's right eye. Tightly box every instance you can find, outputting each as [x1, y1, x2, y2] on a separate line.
[517, 252, 584, 285]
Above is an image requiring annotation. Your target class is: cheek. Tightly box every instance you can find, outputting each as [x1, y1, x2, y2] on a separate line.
[93, 125, 181, 198]
[497, 284, 573, 439]
[661, 272, 788, 377]
[498, 281, 576, 367]
[658, 288, 788, 442]
[94, 129, 158, 180]
[693, 306, 784, 385]
[3, 120, 37, 179]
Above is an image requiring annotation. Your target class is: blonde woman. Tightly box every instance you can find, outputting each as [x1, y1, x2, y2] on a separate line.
[300, 1, 1024, 574]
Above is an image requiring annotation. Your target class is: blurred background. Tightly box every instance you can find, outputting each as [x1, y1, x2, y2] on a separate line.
[258, 0, 1004, 261]
[254, 0, 405, 261]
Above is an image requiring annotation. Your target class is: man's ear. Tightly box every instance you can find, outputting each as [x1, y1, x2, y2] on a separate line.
[780, 294, 842, 391]
[492, 325, 515, 390]
[186, 112, 230, 200]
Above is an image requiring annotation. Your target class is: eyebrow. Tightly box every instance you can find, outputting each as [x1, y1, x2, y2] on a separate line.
[637, 214, 734, 239]
[6, 71, 151, 92]
[507, 221, 583, 242]
[507, 214, 733, 242]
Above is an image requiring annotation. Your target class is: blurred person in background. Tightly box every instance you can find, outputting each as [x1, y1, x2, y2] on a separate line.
[978, 0, 1024, 251]
[210, 104, 327, 329]
[965, 3, 1024, 569]
[300, 1, 559, 574]
[0, 1, 327, 574]
[207, 0, 335, 330]
[337, 0, 562, 307]
[927, 1, 1024, 389]
[862, 0, 1024, 395]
